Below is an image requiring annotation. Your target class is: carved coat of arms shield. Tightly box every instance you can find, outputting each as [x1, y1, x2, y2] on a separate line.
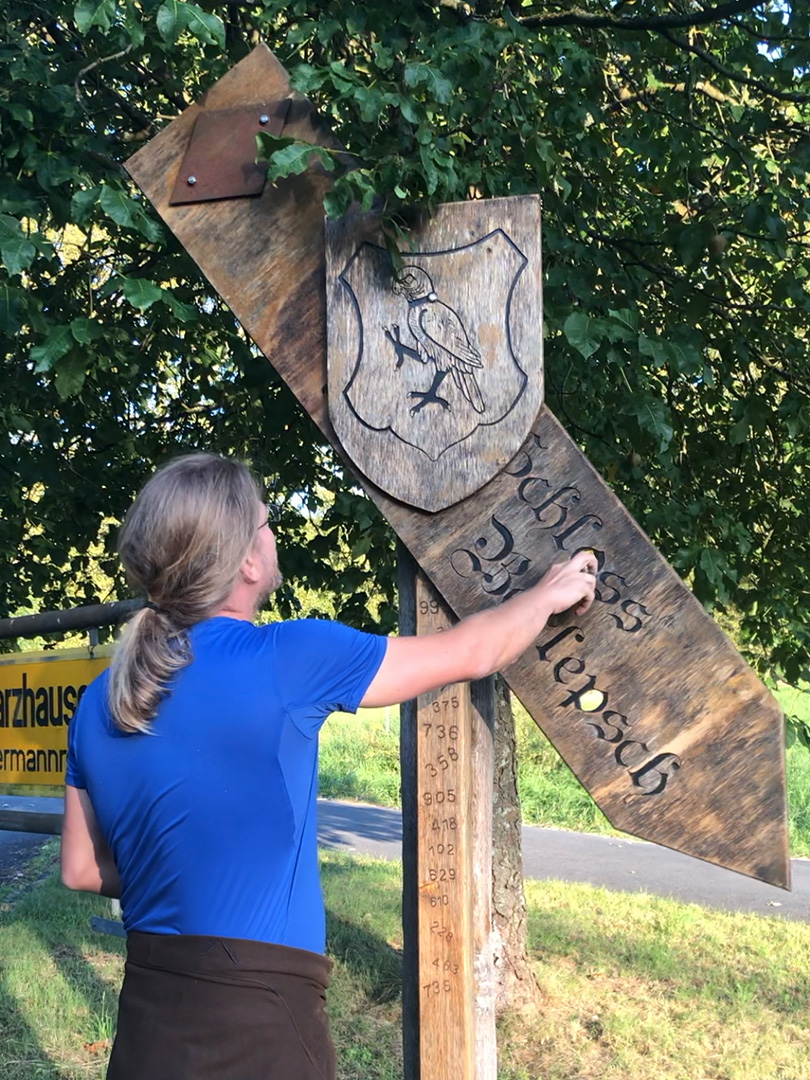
[326, 196, 544, 512]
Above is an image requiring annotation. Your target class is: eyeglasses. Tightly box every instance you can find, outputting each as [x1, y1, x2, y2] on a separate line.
[258, 500, 283, 530]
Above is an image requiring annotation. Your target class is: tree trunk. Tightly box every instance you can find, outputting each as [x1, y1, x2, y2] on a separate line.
[490, 675, 543, 1013]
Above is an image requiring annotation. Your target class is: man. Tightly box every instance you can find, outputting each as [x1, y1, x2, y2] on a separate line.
[62, 452, 596, 1080]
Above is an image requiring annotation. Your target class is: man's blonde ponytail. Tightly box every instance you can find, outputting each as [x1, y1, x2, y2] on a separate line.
[108, 453, 261, 733]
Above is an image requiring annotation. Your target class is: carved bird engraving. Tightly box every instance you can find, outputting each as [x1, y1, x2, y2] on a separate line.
[391, 266, 485, 415]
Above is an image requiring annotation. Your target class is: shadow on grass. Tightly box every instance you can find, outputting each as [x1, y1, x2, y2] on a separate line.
[0, 849, 76, 1080]
[46, 936, 120, 1039]
[527, 890, 810, 1016]
[0, 850, 123, 1080]
[322, 852, 403, 1006]
[326, 911, 402, 1005]
[0, 978, 67, 1080]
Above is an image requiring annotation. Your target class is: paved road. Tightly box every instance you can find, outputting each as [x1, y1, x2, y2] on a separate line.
[0, 829, 48, 886]
[317, 799, 810, 923]
[3, 794, 808, 921]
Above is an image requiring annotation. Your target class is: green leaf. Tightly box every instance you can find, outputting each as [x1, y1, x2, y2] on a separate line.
[502, 6, 525, 35]
[55, 356, 87, 400]
[355, 86, 386, 124]
[0, 286, 25, 335]
[122, 278, 164, 311]
[2, 102, 34, 126]
[156, 0, 177, 40]
[729, 417, 749, 445]
[638, 333, 668, 368]
[667, 340, 702, 376]
[0, 214, 36, 276]
[255, 133, 297, 163]
[563, 313, 600, 359]
[99, 184, 138, 227]
[124, 0, 146, 47]
[403, 63, 453, 105]
[419, 145, 439, 195]
[74, 0, 116, 34]
[608, 308, 638, 333]
[635, 399, 674, 451]
[157, 0, 225, 47]
[162, 292, 197, 323]
[323, 187, 352, 219]
[699, 547, 726, 587]
[181, 3, 226, 48]
[31, 325, 73, 371]
[267, 144, 335, 181]
[98, 185, 161, 242]
[8, 413, 33, 434]
[70, 317, 104, 344]
[71, 186, 100, 225]
[399, 98, 421, 125]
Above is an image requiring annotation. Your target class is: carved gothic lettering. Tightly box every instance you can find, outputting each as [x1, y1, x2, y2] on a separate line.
[519, 481, 580, 531]
[535, 625, 586, 663]
[553, 513, 603, 551]
[630, 753, 682, 795]
[615, 739, 650, 768]
[584, 710, 630, 744]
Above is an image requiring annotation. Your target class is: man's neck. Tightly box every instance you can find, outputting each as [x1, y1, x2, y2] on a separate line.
[214, 583, 257, 622]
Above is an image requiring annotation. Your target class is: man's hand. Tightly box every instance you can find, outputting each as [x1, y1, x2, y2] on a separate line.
[537, 549, 598, 617]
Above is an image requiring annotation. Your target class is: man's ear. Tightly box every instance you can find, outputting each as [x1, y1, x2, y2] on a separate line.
[239, 547, 261, 585]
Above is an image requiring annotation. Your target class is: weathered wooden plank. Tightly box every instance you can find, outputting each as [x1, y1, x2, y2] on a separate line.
[383, 414, 789, 888]
[325, 201, 544, 511]
[126, 44, 789, 888]
[413, 573, 475, 1080]
[399, 551, 497, 1080]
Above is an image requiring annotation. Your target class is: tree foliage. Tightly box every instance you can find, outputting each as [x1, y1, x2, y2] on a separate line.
[2, 2, 810, 731]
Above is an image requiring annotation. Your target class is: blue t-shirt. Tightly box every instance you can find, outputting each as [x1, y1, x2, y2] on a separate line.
[66, 617, 387, 953]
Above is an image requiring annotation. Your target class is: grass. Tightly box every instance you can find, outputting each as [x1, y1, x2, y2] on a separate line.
[2, 847, 810, 1080]
[319, 706, 402, 807]
[320, 686, 810, 858]
[502, 875, 810, 1080]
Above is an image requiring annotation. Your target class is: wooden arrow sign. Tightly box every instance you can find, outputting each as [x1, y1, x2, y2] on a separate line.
[125, 44, 789, 889]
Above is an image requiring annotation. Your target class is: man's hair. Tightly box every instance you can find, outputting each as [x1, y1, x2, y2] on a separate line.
[108, 453, 262, 733]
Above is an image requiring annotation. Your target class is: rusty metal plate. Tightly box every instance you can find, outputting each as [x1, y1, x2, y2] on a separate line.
[169, 100, 291, 205]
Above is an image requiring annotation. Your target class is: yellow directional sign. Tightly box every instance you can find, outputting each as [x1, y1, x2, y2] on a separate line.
[0, 647, 112, 786]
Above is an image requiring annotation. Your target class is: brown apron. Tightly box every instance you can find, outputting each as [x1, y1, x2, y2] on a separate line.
[107, 932, 335, 1080]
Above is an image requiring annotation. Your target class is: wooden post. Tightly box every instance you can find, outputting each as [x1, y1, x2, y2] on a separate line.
[400, 545, 496, 1080]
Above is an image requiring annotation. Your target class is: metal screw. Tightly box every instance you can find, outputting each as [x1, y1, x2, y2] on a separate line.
[187, 175, 197, 186]
[259, 114, 269, 125]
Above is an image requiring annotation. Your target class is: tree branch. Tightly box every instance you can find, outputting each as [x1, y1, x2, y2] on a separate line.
[660, 29, 810, 104]
[735, 19, 810, 46]
[75, 45, 134, 111]
[606, 78, 739, 113]
[517, 0, 763, 33]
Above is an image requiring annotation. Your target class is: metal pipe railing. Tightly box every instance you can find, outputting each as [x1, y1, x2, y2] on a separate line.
[0, 599, 143, 641]
[0, 809, 63, 834]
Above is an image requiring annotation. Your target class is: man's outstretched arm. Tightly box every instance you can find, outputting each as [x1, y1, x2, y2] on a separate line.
[361, 549, 597, 708]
